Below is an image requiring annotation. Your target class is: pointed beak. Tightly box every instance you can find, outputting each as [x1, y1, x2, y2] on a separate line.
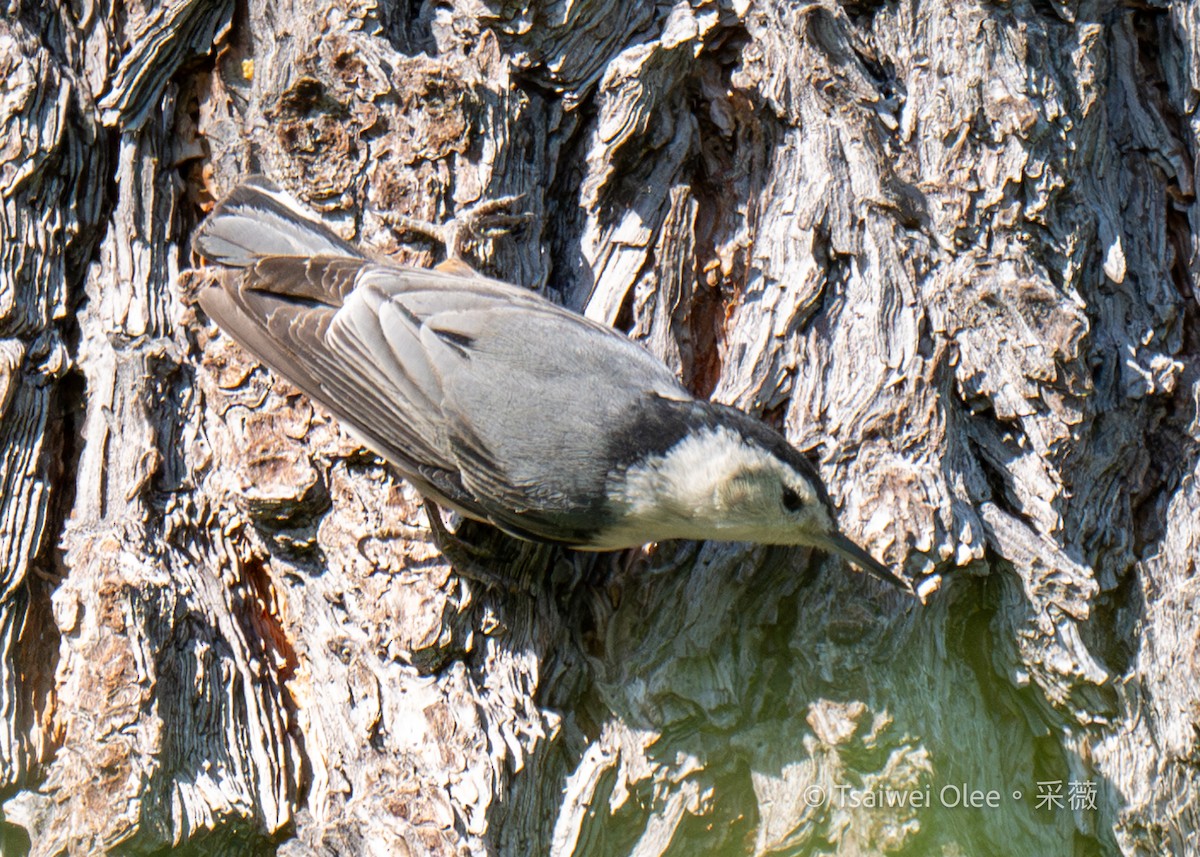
[816, 531, 910, 592]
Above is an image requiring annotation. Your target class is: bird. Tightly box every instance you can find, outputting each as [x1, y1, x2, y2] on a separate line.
[190, 176, 907, 591]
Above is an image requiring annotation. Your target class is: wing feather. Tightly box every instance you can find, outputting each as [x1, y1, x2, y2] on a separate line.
[193, 177, 362, 266]
[198, 255, 690, 542]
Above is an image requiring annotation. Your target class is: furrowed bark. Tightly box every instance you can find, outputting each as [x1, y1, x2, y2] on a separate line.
[0, 0, 1197, 854]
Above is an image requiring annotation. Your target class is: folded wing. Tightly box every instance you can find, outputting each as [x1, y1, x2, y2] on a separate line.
[198, 257, 690, 544]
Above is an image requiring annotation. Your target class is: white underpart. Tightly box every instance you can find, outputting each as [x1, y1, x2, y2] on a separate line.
[593, 426, 834, 549]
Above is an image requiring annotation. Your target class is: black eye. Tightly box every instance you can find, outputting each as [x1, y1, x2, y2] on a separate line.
[782, 487, 803, 512]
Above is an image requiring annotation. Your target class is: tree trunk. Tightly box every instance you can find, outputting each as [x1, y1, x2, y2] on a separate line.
[1, 0, 1197, 854]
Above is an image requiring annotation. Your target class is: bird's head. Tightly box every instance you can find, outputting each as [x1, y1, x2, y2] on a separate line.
[602, 401, 906, 590]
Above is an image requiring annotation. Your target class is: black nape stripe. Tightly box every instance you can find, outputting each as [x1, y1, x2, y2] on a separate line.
[602, 394, 704, 473]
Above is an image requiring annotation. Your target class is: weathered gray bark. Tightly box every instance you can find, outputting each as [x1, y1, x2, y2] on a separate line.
[1, 0, 1198, 854]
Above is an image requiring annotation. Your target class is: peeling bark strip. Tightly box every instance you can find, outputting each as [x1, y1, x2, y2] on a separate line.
[0, 0, 1198, 854]
[98, 0, 234, 131]
[0, 12, 104, 795]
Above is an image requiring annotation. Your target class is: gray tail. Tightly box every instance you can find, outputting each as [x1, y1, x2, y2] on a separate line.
[192, 176, 362, 267]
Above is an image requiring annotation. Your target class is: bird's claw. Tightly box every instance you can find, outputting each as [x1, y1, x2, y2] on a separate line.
[380, 195, 533, 269]
[422, 501, 525, 593]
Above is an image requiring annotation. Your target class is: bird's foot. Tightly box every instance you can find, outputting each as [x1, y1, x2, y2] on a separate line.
[422, 501, 528, 593]
[380, 196, 533, 272]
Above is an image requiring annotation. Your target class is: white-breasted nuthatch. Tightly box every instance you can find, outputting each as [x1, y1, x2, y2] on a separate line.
[191, 177, 906, 590]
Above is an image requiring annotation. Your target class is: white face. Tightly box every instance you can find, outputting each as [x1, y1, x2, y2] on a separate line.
[704, 461, 836, 544]
[599, 426, 837, 549]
